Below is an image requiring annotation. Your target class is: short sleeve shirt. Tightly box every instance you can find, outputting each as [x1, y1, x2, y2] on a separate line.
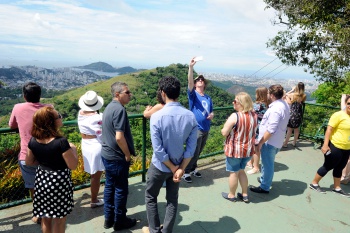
[187, 88, 213, 132]
[328, 110, 350, 150]
[101, 100, 135, 160]
[28, 137, 71, 170]
[9, 102, 52, 160]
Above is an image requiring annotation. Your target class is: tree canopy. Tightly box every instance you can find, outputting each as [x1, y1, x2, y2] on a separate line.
[264, 0, 350, 82]
[312, 72, 350, 106]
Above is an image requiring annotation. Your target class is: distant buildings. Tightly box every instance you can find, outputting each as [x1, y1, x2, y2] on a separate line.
[203, 72, 319, 94]
[0, 66, 113, 90]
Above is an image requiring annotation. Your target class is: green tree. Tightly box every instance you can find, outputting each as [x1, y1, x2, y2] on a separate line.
[312, 72, 350, 106]
[264, 0, 350, 82]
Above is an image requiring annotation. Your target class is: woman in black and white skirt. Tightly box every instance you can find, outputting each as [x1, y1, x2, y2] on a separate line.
[26, 106, 78, 233]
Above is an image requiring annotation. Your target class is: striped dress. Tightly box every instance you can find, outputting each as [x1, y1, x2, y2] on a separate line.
[224, 111, 258, 158]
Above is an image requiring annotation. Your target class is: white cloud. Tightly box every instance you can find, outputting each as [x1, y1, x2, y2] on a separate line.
[0, 0, 312, 79]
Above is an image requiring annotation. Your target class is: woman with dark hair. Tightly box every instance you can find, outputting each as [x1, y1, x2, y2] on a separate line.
[247, 87, 269, 174]
[143, 89, 165, 119]
[25, 106, 78, 233]
[309, 95, 350, 197]
[283, 82, 307, 147]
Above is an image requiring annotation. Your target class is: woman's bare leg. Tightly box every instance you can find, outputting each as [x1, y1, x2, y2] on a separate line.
[90, 171, 103, 203]
[52, 217, 66, 233]
[41, 218, 53, 233]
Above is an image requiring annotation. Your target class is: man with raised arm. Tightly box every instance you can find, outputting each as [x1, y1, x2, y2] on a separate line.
[182, 57, 214, 183]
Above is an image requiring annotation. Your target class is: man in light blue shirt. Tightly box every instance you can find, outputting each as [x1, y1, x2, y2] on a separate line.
[144, 76, 197, 233]
[250, 84, 290, 194]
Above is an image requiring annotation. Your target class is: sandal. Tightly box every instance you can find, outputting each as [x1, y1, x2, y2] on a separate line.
[247, 169, 260, 175]
[91, 199, 104, 208]
[237, 192, 249, 203]
[221, 192, 237, 202]
[282, 144, 288, 148]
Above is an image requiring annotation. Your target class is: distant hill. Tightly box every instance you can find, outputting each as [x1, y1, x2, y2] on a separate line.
[115, 66, 140, 74]
[76, 62, 140, 74]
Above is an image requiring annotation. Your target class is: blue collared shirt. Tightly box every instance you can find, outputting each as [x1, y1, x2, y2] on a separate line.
[258, 99, 290, 148]
[150, 102, 198, 172]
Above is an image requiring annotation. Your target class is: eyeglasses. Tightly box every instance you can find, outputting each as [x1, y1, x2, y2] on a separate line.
[121, 91, 132, 95]
[56, 112, 62, 119]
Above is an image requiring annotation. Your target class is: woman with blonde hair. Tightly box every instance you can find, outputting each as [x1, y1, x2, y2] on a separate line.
[247, 87, 269, 174]
[221, 92, 258, 202]
[26, 106, 78, 233]
[283, 82, 307, 147]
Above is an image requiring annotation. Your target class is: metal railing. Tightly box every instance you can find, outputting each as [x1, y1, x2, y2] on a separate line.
[0, 103, 338, 209]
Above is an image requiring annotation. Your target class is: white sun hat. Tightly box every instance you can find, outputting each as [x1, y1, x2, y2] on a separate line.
[78, 90, 104, 111]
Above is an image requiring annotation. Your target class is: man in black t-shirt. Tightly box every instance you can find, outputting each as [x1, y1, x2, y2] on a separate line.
[101, 82, 136, 231]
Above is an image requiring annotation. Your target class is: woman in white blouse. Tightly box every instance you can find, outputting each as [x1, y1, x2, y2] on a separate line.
[78, 91, 105, 208]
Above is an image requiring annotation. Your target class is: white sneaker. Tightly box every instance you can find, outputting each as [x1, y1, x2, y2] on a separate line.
[90, 199, 104, 208]
[182, 173, 192, 183]
[190, 170, 202, 178]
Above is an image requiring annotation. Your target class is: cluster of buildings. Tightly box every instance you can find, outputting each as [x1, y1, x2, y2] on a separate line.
[204, 72, 319, 94]
[0, 66, 112, 90]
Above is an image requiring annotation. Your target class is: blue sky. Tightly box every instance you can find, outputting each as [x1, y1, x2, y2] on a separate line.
[0, 0, 314, 80]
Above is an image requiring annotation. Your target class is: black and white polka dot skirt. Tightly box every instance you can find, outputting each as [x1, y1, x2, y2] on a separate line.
[33, 167, 74, 218]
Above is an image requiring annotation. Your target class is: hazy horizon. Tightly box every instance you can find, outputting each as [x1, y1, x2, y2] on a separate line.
[0, 58, 315, 81]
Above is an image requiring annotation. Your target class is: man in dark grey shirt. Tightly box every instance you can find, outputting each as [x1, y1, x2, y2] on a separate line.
[101, 82, 136, 231]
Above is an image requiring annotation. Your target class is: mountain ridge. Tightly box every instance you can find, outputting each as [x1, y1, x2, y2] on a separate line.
[75, 61, 141, 74]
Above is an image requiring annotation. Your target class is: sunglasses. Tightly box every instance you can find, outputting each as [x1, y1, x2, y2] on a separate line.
[233, 99, 240, 104]
[121, 91, 132, 95]
[346, 102, 350, 106]
[56, 112, 62, 119]
[196, 78, 205, 82]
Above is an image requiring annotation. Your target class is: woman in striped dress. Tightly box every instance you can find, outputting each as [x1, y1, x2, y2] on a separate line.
[221, 92, 258, 203]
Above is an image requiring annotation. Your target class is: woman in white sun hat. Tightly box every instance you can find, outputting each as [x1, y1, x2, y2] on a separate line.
[78, 90, 105, 208]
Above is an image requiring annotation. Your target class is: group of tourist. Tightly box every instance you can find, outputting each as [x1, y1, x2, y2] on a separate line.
[8, 57, 350, 232]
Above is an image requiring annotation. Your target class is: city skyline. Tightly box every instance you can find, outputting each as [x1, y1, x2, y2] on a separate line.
[0, 0, 314, 80]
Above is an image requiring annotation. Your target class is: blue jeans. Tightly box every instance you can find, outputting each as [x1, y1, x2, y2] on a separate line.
[260, 143, 280, 191]
[102, 157, 130, 223]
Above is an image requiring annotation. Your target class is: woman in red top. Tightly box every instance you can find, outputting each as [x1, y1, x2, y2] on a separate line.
[221, 92, 258, 203]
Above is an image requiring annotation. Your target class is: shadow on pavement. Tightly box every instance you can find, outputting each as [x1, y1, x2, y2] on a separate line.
[249, 179, 307, 203]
